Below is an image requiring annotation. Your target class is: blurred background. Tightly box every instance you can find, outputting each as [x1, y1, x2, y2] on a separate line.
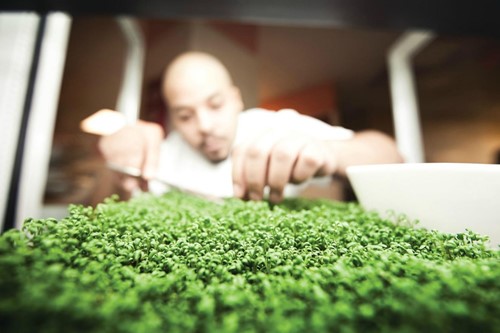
[2, 7, 500, 227]
[48, 18, 500, 207]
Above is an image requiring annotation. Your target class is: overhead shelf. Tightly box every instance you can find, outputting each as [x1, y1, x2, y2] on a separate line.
[2, 0, 500, 37]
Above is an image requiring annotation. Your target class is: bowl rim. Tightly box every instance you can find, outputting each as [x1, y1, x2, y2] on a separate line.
[346, 162, 500, 175]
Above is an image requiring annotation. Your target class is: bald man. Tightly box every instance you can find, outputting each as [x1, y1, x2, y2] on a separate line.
[99, 52, 403, 202]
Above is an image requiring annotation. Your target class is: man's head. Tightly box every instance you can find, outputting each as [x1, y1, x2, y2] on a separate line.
[162, 52, 244, 163]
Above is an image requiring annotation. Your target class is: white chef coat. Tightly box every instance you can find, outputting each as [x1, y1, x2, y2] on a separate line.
[149, 108, 353, 198]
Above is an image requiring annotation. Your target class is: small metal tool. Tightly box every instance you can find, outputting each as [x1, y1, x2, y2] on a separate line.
[106, 162, 224, 204]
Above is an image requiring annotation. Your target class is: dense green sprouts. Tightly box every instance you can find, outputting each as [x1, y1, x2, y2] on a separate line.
[0, 192, 499, 333]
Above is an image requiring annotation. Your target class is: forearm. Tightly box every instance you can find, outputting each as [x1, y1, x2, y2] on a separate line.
[329, 130, 404, 177]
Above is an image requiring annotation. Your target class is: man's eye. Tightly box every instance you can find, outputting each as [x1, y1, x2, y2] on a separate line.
[178, 114, 192, 122]
[209, 98, 224, 110]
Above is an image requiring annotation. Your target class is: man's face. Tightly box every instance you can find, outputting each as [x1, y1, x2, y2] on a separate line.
[166, 82, 242, 163]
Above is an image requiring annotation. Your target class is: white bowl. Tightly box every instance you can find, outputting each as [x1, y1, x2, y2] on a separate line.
[346, 163, 500, 248]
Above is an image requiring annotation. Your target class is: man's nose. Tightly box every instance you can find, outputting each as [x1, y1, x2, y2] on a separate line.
[197, 109, 214, 134]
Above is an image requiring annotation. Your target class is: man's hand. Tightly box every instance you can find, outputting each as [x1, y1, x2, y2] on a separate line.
[232, 130, 337, 203]
[97, 120, 164, 193]
[231, 126, 404, 203]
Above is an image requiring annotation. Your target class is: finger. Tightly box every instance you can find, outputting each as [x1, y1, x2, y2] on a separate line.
[139, 121, 164, 179]
[243, 131, 288, 200]
[231, 144, 246, 199]
[291, 142, 325, 184]
[232, 130, 280, 200]
[122, 176, 141, 193]
[267, 137, 305, 203]
[314, 141, 338, 177]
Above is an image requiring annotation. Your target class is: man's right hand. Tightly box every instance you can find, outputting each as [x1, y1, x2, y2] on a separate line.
[97, 120, 164, 194]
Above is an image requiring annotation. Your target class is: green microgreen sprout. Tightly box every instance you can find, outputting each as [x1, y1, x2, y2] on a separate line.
[0, 191, 498, 333]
